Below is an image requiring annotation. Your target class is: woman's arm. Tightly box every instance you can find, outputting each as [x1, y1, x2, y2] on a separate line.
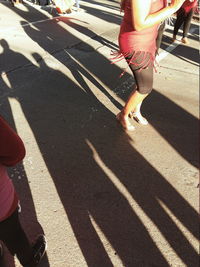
[131, 0, 186, 31]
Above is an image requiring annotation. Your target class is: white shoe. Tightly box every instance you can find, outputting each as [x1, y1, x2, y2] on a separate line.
[129, 112, 148, 125]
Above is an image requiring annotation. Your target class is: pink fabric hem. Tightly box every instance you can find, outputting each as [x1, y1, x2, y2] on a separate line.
[111, 50, 156, 77]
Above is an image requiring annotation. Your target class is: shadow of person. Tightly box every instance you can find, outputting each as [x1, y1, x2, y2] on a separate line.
[51, 41, 199, 265]
[17, 11, 200, 263]
[59, 31, 198, 172]
[3, 39, 199, 266]
[88, 122, 199, 266]
[143, 90, 199, 168]
[1, 4, 199, 265]
[0, 39, 32, 73]
[1, 48, 173, 266]
[5, 0, 198, 168]
[61, 52, 199, 266]
[0, 41, 50, 267]
[18, 14, 122, 111]
[80, 0, 122, 25]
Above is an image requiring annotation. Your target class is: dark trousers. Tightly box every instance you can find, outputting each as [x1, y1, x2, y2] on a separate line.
[0, 209, 33, 266]
[173, 8, 195, 38]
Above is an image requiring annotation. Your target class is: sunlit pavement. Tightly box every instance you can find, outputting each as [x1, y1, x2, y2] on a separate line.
[0, 1, 199, 266]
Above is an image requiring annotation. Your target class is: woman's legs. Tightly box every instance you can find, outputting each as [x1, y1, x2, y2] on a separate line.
[117, 61, 153, 130]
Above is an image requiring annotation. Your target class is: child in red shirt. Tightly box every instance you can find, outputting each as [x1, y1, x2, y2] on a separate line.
[0, 115, 47, 266]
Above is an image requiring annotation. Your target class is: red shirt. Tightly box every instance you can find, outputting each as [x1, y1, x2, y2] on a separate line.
[182, 0, 198, 13]
[0, 116, 25, 221]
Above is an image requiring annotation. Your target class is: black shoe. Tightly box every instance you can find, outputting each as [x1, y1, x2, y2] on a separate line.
[24, 235, 47, 267]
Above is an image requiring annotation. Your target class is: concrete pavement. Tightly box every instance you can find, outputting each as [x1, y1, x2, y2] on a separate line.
[0, 0, 199, 266]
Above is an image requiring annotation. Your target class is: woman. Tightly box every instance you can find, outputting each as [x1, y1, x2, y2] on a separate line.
[116, 0, 186, 131]
[0, 115, 47, 266]
[172, 0, 198, 44]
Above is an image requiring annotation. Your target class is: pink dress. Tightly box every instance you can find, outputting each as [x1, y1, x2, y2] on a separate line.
[116, 0, 166, 69]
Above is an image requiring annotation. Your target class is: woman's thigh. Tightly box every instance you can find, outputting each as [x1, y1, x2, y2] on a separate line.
[126, 52, 154, 94]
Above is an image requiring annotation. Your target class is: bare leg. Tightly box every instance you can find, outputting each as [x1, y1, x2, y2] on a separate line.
[117, 90, 148, 131]
[127, 85, 148, 125]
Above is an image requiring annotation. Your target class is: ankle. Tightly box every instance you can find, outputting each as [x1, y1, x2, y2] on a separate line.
[121, 109, 130, 118]
[182, 37, 188, 43]
[172, 35, 176, 42]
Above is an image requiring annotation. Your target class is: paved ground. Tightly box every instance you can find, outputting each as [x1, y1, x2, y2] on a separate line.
[0, 1, 199, 266]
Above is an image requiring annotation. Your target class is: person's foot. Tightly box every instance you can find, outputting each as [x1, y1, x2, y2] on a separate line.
[172, 35, 176, 42]
[129, 112, 148, 125]
[0, 243, 3, 259]
[24, 235, 47, 267]
[181, 37, 189, 44]
[116, 112, 135, 131]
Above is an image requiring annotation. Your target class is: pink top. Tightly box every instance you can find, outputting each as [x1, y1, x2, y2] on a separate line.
[0, 164, 18, 221]
[119, 0, 165, 54]
[113, 0, 166, 73]
[0, 116, 25, 222]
